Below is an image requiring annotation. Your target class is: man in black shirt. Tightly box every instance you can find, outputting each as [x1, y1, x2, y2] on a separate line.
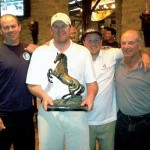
[0, 14, 37, 150]
[102, 27, 120, 48]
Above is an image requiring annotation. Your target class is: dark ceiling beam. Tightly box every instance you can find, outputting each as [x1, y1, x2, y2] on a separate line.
[69, 0, 102, 32]
[82, 0, 101, 31]
[91, 0, 101, 13]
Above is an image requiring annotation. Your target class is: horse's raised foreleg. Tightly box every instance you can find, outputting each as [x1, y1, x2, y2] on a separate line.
[47, 69, 53, 83]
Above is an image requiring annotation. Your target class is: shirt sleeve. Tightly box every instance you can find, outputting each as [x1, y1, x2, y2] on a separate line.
[111, 48, 123, 60]
[26, 45, 51, 86]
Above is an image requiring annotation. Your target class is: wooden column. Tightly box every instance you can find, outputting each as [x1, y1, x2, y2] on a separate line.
[82, 0, 101, 32]
[140, 13, 150, 47]
[82, 0, 92, 32]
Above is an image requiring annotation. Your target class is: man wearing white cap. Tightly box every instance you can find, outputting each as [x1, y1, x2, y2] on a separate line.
[26, 12, 98, 150]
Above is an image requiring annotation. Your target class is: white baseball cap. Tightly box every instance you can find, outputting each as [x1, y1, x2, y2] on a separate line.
[51, 12, 71, 26]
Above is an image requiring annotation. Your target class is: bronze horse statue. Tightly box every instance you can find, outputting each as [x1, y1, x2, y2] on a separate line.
[47, 53, 85, 100]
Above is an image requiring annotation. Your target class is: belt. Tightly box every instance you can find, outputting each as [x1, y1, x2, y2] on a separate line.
[119, 110, 150, 122]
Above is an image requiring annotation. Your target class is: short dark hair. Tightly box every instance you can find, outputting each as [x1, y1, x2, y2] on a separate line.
[106, 27, 116, 36]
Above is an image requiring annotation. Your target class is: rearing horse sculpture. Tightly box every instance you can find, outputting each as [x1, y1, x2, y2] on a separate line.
[47, 53, 85, 100]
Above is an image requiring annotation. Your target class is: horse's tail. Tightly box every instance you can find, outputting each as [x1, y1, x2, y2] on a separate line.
[76, 84, 85, 96]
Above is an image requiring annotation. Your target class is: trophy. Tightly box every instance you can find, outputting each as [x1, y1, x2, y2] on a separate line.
[47, 53, 87, 111]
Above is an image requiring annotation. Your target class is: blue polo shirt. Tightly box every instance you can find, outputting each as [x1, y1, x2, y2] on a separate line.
[0, 43, 32, 112]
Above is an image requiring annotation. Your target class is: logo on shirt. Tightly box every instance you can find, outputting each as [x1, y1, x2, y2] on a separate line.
[23, 52, 30, 60]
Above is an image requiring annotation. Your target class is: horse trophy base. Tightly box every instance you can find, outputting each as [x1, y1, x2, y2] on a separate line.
[47, 95, 88, 111]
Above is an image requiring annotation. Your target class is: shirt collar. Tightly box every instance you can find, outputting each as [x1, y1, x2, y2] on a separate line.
[50, 39, 72, 53]
[119, 57, 143, 71]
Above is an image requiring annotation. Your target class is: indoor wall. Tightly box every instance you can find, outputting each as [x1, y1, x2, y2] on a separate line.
[0, 0, 149, 45]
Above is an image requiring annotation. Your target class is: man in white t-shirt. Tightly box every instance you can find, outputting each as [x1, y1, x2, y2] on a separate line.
[82, 28, 123, 150]
[26, 13, 98, 150]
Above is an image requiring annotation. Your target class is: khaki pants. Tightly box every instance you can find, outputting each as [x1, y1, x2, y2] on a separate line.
[89, 121, 116, 150]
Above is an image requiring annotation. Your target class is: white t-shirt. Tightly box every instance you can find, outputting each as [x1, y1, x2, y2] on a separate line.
[26, 39, 96, 100]
[87, 48, 123, 125]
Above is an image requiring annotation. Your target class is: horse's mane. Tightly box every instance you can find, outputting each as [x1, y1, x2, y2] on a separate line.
[60, 53, 67, 67]
[55, 53, 68, 73]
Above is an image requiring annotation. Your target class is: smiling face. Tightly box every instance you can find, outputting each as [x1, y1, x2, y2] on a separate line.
[83, 33, 102, 59]
[120, 30, 143, 59]
[104, 30, 114, 41]
[51, 21, 71, 44]
[0, 15, 21, 45]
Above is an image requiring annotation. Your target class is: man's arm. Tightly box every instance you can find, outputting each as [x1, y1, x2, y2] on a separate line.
[81, 81, 98, 111]
[140, 47, 150, 72]
[141, 47, 150, 56]
[27, 84, 54, 111]
[24, 44, 38, 53]
[115, 47, 150, 72]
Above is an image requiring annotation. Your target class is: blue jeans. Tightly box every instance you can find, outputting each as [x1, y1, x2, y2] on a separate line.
[115, 110, 150, 150]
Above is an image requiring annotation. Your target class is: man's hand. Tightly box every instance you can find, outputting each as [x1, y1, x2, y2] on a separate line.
[27, 85, 54, 111]
[81, 97, 94, 111]
[42, 95, 54, 111]
[81, 81, 98, 111]
[24, 44, 38, 53]
[0, 118, 6, 131]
